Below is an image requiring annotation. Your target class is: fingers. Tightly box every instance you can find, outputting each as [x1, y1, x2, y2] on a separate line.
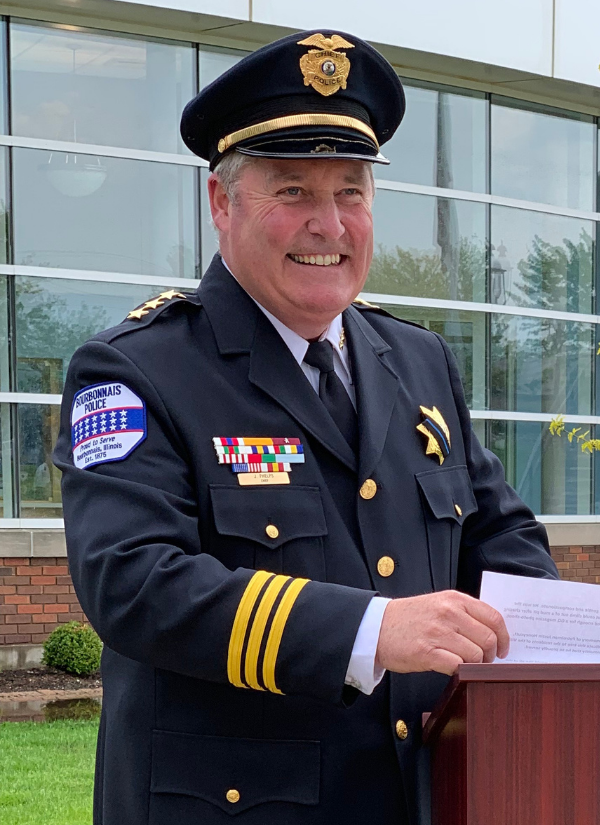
[462, 597, 510, 658]
[452, 611, 499, 663]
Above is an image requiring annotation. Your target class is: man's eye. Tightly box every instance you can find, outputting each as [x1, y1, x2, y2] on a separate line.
[341, 188, 360, 196]
[285, 187, 301, 196]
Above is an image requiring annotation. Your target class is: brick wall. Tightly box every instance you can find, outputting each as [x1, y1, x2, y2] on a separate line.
[0, 546, 599, 648]
[550, 547, 600, 583]
[0, 558, 84, 646]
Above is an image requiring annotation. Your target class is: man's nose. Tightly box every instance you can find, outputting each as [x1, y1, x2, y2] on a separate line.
[306, 198, 345, 240]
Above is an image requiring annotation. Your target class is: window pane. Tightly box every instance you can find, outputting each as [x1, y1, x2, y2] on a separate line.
[491, 98, 595, 211]
[490, 315, 594, 415]
[200, 166, 218, 272]
[490, 206, 593, 313]
[368, 190, 486, 302]
[382, 305, 486, 409]
[199, 46, 246, 90]
[377, 81, 487, 193]
[15, 277, 180, 393]
[0, 404, 14, 518]
[0, 274, 10, 392]
[19, 404, 62, 518]
[13, 148, 198, 278]
[11, 22, 195, 153]
[0, 146, 10, 265]
[490, 420, 592, 515]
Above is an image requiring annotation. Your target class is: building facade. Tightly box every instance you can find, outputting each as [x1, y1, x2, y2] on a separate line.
[1, 0, 600, 656]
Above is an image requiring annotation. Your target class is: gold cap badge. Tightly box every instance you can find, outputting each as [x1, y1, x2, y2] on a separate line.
[297, 34, 354, 97]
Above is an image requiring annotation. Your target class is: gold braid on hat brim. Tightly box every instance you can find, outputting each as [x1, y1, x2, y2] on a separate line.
[217, 113, 379, 154]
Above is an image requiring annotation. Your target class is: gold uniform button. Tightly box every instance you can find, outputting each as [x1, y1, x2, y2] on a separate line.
[226, 789, 240, 804]
[377, 556, 395, 577]
[395, 720, 408, 740]
[265, 524, 279, 539]
[359, 479, 377, 500]
[454, 503, 462, 516]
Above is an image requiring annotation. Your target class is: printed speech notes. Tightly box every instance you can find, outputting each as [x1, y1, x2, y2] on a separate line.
[479, 571, 600, 663]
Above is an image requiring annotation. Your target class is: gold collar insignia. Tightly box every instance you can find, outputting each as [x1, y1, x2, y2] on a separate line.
[297, 34, 355, 97]
[416, 406, 451, 465]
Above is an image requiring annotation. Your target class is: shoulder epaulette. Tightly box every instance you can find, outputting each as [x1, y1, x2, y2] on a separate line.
[96, 289, 201, 344]
[351, 298, 428, 331]
[126, 289, 195, 322]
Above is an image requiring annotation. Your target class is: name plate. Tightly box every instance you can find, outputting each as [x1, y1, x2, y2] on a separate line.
[237, 472, 290, 486]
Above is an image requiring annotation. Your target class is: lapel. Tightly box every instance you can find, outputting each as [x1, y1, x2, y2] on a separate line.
[198, 257, 357, 472]
[344, 306, 401, 480]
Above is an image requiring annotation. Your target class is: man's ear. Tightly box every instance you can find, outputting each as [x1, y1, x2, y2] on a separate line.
[207, 173, 231, 232]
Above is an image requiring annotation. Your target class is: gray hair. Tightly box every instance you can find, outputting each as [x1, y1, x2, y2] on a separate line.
[212, 151, 256, 204]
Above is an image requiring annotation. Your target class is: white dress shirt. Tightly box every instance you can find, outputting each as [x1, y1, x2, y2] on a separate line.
[221, 260, 388, 695]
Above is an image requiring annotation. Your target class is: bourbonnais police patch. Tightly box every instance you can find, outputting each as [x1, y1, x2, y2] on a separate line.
[71, 382, 146, 470]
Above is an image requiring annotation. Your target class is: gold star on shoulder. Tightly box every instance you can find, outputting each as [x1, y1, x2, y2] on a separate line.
[127, 290, 187, 321]
[127, 307, 150, 320]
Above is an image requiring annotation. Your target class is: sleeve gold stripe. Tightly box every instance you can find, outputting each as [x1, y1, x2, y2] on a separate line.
[244, 575, 291, 690]
[262, 577, 310, 695]
[227, 570, 274, 689]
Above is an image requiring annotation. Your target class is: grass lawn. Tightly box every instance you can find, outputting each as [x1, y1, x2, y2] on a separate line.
[0, 720, 98, 825]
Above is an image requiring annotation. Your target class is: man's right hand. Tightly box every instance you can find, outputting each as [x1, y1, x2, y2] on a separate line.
[375, 590, 510, 676]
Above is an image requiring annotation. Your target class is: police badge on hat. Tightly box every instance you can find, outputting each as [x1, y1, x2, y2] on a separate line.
[297, 33, 354, 97]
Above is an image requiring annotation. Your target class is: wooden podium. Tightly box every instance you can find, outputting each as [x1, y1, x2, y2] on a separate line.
[422, 664, 600, 825]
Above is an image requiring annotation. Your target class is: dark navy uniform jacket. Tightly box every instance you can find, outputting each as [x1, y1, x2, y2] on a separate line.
[53, 255, 558, 825]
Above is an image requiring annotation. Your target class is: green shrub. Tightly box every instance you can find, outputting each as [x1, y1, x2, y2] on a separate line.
[42, 621, 102, 676]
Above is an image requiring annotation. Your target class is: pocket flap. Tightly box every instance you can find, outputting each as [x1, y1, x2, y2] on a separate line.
[151, 730, 320, 815]
[209, 485, 327, 549]
[416, 465, 477, 524]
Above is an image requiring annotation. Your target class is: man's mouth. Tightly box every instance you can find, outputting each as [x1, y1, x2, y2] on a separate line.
[287, 253, 343, 267]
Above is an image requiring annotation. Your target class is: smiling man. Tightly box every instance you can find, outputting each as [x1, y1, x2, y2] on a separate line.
[53, 30, 557, 825]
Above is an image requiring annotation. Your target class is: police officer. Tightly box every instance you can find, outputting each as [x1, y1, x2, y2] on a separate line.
[53, 30, 558, 825]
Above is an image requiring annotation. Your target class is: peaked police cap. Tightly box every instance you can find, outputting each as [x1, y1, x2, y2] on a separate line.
[180, 29, 405, 170]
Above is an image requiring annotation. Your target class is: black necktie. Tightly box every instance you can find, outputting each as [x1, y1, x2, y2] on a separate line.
[303, 340, 358, 451]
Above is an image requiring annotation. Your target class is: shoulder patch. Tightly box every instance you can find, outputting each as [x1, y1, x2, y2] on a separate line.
[71, 382, 146, 470]
[127, 289, 189, 321]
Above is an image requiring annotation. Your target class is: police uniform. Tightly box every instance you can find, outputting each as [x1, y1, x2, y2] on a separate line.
[53, 30, 558, 825]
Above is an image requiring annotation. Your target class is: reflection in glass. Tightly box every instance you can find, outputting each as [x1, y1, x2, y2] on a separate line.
[11, 22, 195, 153]
[490, 421, 592, 515]
[490, 315, 594, 415]
[199, 47, 246, 89]
[383, 305, 486, 409]
[0, 404, 14, 517]
[368, 191, 486, 302]
[19, 404, 62, 518]
[15, 278, 176, 394]
[377, 81, 487, 193]
[491, 207, 593, 313]
[491, 98, 595, 210]
[13, 149, 198, 278]
[0, 147, 10, 265]
[200, 167, 218, 272]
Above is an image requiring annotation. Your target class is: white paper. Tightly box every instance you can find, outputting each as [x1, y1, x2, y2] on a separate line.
[480, 571, 600, 663]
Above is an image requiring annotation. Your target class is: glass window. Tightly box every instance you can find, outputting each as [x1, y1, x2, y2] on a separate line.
[19, 403, 62, 518]
[15, 277, 180, 394]
[491, 98, 595, 211]
[10, 22, 195, 154]
[368, 190, 486, 302]
[0, 404, 14, 518]
[13, 148, 198, 278]
[381, 305, 486, 409]
[490, 206, 593, 313]
[377, 81, 487, 193]
[0, 147, 10, 266]
[489, 420, 592, 515]
[200, 166, 218, 272]
[490, 315, 594, 416]
[199, 46, 246, 90]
